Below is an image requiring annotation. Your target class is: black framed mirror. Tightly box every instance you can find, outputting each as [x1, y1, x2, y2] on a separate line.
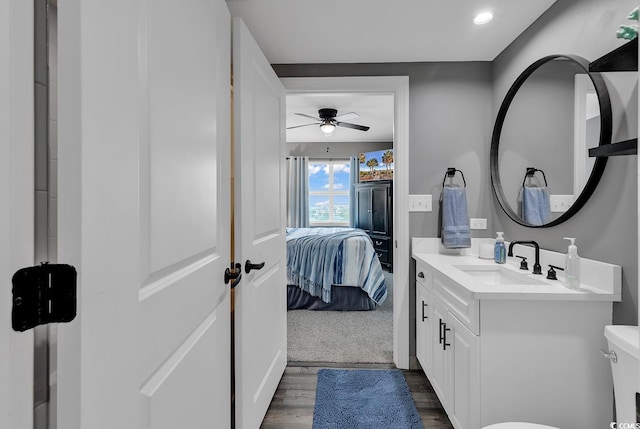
[490, 55, 612, 227]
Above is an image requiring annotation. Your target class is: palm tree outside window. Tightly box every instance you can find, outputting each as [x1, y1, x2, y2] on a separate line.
[308, 159, 352, 226]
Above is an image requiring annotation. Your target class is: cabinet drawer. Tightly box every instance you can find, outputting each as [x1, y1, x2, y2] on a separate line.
[415, 260, 431, 290]
[371, 237, 390, 252]
[376, 249, 389, 264]
[433, 271, 479, 335]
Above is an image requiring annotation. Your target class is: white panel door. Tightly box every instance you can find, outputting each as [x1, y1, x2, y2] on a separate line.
[56, 1, 231, 428]
[0, 2, 34, 428]
[233, 18, 287, 429]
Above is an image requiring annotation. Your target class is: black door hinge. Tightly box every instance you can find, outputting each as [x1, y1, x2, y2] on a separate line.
[12, 262, 77, 332]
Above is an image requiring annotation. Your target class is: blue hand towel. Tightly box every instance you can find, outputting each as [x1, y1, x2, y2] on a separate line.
[521, 186, 551, 226]
[441, 186, 471, 249]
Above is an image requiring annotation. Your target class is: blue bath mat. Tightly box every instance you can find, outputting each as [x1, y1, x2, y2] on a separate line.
[313, 368, 424, 429]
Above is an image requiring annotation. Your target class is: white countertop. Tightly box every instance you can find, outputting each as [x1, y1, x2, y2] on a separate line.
[412, 238, 621, 302]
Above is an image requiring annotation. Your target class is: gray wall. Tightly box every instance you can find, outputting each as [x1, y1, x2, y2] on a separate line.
[275, 62, 494, 358]
[493, 0, 638, 325]
[275, 0, 639, 354]
[276, 62, 495, 238]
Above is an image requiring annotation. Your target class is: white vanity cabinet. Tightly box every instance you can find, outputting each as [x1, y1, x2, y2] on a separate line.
[414, 256, 615, 429]
[416, 261, 479, 428]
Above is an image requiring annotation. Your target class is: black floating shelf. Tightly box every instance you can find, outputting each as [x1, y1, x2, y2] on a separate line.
[589, 38, 638, 72]
[589, 138, 637, 157]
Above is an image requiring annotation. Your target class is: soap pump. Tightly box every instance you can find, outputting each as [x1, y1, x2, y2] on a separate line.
[563, 237, 581, 290]
[494, 232, 506, 264]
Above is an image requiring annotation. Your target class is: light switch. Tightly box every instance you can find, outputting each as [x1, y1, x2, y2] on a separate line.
[470, 218, 487, 230]
[550, 195, 575, 213]
[409, 194, 432, 212]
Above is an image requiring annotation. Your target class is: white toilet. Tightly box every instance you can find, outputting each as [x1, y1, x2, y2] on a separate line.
[482, 326, 638, 429]
[604, 325, 639, 423]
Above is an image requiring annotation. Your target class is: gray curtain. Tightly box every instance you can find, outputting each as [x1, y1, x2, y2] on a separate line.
[349, 156, 358, 227]
[287, 156, 309, 228]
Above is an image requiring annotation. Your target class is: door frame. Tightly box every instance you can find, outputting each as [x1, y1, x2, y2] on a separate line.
[1, 1, 35, 428]
[280, 76, 410, 369]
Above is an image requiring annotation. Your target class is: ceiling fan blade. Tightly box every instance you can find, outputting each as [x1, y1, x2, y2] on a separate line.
[294, 112, 321, 121]
[286, 122, 319, 129]
[336, 121, 370, 132]
[334, 112, 359, 121]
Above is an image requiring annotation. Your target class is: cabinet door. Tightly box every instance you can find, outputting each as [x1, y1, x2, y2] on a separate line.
[446, 312, 480, 429]
[416, 282, 431, 375]
[370, 185, 389, 235]
[354, 187, 371, 232]
[431, 297, 449, 405]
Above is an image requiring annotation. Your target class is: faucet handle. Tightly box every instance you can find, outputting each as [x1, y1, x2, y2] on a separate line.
[515, 255, 528, 270]
[547, 264, 564, 280]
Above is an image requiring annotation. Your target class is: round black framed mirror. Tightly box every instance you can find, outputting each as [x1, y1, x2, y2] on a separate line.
[490, 54, 612, 228]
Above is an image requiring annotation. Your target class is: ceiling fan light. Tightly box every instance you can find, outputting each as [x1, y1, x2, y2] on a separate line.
[320, 122, 335, 134]
[474, 11, 493, 25]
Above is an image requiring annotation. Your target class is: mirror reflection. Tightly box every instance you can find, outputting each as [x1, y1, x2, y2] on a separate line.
[494, 56, 608, 226]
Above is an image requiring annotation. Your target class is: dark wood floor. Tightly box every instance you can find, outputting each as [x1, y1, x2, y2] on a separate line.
[260, 363, 453, 429]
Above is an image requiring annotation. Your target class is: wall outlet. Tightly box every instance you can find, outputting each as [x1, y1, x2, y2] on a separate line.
[550, 195, 575, 213]
[409, 194, 432, 212]
[470, 218, 487, 230]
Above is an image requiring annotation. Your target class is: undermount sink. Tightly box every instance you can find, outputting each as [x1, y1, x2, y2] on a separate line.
[453, 265, 547, 286]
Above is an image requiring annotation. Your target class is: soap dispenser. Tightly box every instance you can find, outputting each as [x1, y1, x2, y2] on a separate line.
[494, 232, 506, 264]
[563, 237, 581, 290]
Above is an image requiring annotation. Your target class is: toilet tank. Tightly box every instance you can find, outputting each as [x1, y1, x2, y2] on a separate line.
[604, 325, 639, 424]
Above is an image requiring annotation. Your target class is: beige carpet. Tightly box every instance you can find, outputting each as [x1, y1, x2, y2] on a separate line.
[287, 271, 393, 363]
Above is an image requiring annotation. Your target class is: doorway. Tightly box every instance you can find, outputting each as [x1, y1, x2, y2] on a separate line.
[281, 76, 410, 368]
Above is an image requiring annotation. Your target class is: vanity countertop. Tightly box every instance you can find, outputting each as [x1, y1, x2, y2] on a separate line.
[413, 246, 621, 302]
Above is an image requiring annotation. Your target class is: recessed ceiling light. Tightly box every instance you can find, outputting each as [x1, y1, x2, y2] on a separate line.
[474, 11, 494, 25]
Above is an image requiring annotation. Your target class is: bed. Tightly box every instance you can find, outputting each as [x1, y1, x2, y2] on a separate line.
[286, 227, 387, 311]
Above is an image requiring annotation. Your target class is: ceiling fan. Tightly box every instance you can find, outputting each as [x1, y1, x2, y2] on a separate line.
[287, 108, 370, 134]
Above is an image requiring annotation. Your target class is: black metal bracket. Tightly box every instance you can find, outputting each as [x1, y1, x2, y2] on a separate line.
[224, 263, 242, 289]
[442, 168, 466, 188]
[522, 167, 548, 187]
[12, 262, 77, 332]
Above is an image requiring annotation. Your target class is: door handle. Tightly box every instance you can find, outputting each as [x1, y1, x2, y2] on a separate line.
[244, 260, 265, 274]
[224, 263, 242, 288]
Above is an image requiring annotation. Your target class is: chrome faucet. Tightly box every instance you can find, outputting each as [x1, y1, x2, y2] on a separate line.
[507, 241, 542, 274]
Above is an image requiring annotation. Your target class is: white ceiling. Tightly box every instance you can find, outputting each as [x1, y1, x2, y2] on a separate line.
[226, 0, 558, 64]
[286, 93, 394, 143]
[228, 0, 558, 143]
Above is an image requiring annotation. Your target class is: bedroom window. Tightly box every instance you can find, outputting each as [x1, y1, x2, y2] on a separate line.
[308, 160, 351, 226]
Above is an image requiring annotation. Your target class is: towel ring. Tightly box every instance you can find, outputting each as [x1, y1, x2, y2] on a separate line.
[442, 168, 466, 188]
[522, 167, 548, 187]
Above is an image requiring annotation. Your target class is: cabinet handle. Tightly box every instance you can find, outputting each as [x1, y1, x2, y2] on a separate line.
[421, 301, 428, 321]
[439, 319, 444, 344]
[443, 324, 451, 350]
[417, 271, 424, 278]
